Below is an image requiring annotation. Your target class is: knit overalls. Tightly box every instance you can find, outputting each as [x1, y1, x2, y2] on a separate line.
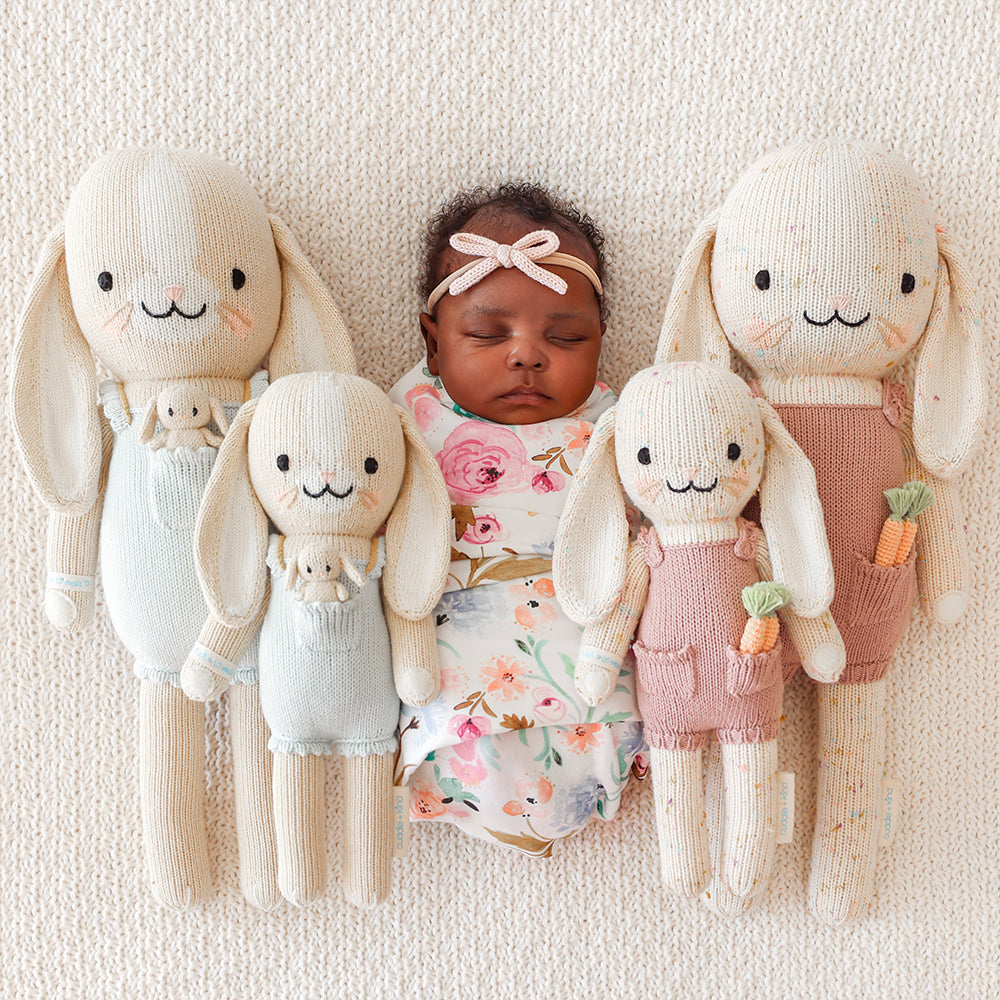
[633, 519, 784, 752]
[772, 381, 915, 684]
[99, 376, 266, 686]
[258, 535, 399, 758]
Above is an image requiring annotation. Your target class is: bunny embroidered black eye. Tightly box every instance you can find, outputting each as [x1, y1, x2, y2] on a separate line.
[277, 454, 290, 472]
[98, 271, 113, 291]
[167, 407, 174, 417]
[901, 273, 915, 294]
[232, 268, 246, 290]
[727, 442, 741, 461]
[754, 269, 770, 291]
[364, 457, 379, 474]
[192, 407, 198, 417]
[637, 447, 651, 465]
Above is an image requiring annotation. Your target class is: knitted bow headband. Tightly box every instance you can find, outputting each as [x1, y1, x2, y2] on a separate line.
[425, 229, 604, 312]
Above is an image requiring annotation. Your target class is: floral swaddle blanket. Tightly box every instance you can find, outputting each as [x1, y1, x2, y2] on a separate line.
[390, 363, 645, 856]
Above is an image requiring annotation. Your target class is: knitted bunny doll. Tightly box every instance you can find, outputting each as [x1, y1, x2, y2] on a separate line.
[187, 371, 451, 907]
[554, 362, 842, 904]
[656, 139, 985, 923]
[10, 148, 357, 910]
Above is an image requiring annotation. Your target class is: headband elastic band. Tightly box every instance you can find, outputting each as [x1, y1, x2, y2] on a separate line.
[426, 229, 603, 312]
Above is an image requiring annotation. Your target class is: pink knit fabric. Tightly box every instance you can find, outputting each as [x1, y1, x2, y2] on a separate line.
[771, 382, 916, 684]
[633, 519, 784, 752]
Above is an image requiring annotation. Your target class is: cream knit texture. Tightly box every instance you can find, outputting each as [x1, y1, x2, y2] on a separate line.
[3, 2, 998, 997]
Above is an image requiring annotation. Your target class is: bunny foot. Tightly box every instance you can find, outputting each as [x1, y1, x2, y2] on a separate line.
[44, 585, 94, 630]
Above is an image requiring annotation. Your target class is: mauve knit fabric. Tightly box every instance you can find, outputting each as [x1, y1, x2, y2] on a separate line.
[634, 520, 784, 751]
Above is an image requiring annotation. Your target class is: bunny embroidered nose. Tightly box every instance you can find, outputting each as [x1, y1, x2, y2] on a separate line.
[681, 466, 699, 481]
[828, 294, 850, 311]
[163, 285, 184, 303]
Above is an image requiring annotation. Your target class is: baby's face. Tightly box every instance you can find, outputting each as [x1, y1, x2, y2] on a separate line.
[421, 221, 604, 424]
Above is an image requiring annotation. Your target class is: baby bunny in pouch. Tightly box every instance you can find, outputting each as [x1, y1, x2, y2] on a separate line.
[10, 148, 357, 909]
[188, 372, 451, 907]
[554, 362, 843, 905]
[656, 140, 986, 923]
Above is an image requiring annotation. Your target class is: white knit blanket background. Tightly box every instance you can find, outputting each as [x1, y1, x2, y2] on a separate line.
[2, 3, 998, 998]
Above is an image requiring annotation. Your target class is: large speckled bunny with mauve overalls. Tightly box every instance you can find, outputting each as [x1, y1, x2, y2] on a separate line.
[656, 139, 986, 923]
[10, 148, 356, 910]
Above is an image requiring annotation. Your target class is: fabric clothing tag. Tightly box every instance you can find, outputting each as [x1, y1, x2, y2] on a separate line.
[775, 772, 795, 844]
[393, 785, 410, 858]
[47, 572, 95, 593]
[880, 779, 901, 845]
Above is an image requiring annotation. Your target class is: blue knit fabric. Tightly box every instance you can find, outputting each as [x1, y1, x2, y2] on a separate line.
[259, 535, 399, 758]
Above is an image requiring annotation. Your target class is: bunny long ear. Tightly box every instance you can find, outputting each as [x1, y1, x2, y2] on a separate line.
[911, 227, 986, 478]
[208, 396, 230, 437]
[755, 397, 834, 618]
[10, 226, 101, 514]
[194, 398, 269, 627]
[552, 407, 628, 625]
[137, 398, 159, 445]
[267, 214, 358, 380]
[382, 406, 451, 620]
[654, 214, 730, 367]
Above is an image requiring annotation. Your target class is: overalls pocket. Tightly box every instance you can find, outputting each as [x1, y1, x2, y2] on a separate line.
[147, 446, 216, 531]
[726, 641, 783, 697]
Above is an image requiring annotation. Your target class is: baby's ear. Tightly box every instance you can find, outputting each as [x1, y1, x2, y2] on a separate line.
[911, 227, 986, 477]
[655, 214, 730, 367]
[11, 225, 102, 514]
[266, 214, 358, 379]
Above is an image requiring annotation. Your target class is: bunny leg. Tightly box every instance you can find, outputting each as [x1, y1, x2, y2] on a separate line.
[721, 740, 777, 897]
[229, 683, 280, 911]
[808, 679, 887, 924]
[138, 678, 211, 908]
[273, 750, 327, 906]
[341, 750, 394, 907]
[385, 608, 440, 708]
[650, 745, 709, 897]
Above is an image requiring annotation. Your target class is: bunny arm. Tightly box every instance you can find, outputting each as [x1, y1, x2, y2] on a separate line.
[901, 423, 970, 624]
[181, 599, 268, 702]
[754, 532, 845, 684]
[384, 606, 440, 708]
[43, 413, 113, 630]
[576, 541, 650, 706]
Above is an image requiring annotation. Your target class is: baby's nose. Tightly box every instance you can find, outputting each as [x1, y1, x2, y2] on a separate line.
[507, 344, 547, 370]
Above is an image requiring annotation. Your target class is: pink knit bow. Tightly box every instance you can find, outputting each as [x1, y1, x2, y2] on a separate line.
[447, 230, 569, 298]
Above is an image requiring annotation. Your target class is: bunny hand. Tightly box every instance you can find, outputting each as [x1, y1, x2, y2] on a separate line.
[45, 579, 95, 630]
[181, 653, 231, 702]
[574, 647, 622, 706]
[385, 610, 441, 708]
[782, 609, 846, 684]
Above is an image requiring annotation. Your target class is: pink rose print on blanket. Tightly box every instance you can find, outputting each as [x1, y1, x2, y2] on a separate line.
[531, 469, 566, 494]
[533, 687, 568, 723]
[448, 715, 492, 742]
[460, 513, 510, 545]
[405, 383, 443, 432]
[503, 775, 554, 818]
[450, 739, 488, 786]
[437, 422, 531, 504]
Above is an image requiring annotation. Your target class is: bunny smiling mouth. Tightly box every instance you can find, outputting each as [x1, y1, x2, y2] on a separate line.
[141, 301, 208, 320]
[302, 483, 354, 500]
[666, 478, 718, 494]
[803, 309, 870, 328]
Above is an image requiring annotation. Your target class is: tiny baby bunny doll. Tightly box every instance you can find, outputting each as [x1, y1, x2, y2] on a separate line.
[187, 371, 451, 907]
[656, 139, 986, 923]
[10, 148, 357, 910]
[554, 362, 843, 904]
[138, 385, 230, 451]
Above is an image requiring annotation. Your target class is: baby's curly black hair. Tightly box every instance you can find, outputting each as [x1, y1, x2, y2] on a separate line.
[419, 182, 608, 318]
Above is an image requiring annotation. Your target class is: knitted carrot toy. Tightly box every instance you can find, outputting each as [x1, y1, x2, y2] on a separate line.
[875, 482, 935, 567]
[739, 583, 791, 655]
[10, 148, 357, 909]
[656, 139, 985, 923]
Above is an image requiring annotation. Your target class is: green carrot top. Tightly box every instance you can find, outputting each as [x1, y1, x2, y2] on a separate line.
[884, 480, 935, 522]
[741, 581, 792, 619]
